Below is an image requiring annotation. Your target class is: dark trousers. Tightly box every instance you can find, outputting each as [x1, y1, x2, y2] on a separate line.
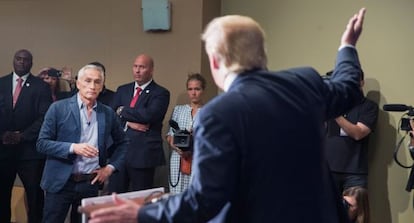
[43, 179, 100, 223]
[0, 158, 44, 223]
[108, 166, 155, 193]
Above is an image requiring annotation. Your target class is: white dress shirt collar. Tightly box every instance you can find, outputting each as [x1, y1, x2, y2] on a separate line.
[135, 79, 152, 91]
[223, 72, 237, 92]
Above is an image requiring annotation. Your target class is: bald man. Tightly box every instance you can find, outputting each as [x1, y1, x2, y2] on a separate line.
[109, 54, 170, 193]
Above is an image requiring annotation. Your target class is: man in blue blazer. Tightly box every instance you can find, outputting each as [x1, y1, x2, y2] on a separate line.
[37, 64, 128, 223]
[0, 49, 52, 223]
[90, 8, 367, 223]
[108, 54, 170, 193]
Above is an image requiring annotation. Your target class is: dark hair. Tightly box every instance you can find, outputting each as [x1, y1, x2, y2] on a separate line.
[186, 73, 206, 90]
[343, 186, 370, 223]
[89, 61, 106, 75]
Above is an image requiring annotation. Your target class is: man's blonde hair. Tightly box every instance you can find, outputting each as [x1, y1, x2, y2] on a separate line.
[202, 15, 267, 73]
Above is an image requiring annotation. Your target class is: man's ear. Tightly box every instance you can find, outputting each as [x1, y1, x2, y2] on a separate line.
[76, 79, 80, 90]
[360, 79, 365, 88]
[211, 54, 220, 70]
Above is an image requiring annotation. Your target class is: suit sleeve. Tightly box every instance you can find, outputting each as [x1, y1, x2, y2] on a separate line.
[138, 110, 237, 222]
[0, 94, 5, 136]
[120, 88, 170, 124]
[107, 110, 128, 170]
[358, 100, 379, 131]
[36, 103, 73, 159]
[110, 87, 122, 111]
[22, 81, 53, 141]
[323, 47, 364, 120]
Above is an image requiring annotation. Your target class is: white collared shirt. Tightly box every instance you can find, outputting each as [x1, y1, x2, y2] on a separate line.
[12, 72, 29, 94]
[72, 94, 99, 174]
[223, 72, 237, 92]
[134, 79, 152, 96]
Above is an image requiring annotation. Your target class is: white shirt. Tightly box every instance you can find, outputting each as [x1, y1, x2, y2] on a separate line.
[12, 72, 29, 94]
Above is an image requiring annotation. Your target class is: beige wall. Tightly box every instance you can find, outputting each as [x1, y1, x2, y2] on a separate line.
[222, 0, 414, 222]
[0, 0, 218, 116]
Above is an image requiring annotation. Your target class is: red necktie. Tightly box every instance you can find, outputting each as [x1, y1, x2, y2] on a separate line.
[129, 87, 142, 107]
[13, 78, 23, 108]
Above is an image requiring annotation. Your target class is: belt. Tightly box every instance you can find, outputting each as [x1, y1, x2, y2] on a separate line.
[70, 173, 97, 182]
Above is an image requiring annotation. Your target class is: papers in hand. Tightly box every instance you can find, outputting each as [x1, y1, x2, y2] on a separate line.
[78, 187, 165, 216]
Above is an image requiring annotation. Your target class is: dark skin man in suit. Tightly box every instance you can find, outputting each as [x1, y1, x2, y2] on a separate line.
[0, 49, 52, 223]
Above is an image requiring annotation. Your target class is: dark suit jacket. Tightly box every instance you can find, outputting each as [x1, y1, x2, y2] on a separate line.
[98, 86, 115, 106]
[36, 95, 128, 193]
[138, 47, 362, 223]
[112, 80, 170, 168]
[0, 93, 5, 137]
[0, 73, 52, 160]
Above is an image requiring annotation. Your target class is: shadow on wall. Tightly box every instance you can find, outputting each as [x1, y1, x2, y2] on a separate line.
[366, 77, 413, 222]
[366, 90, 392, 223]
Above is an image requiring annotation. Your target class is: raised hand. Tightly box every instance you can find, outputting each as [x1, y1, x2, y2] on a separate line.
[341, 8, 366, 47]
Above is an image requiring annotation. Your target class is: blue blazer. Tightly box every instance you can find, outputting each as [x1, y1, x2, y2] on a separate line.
[138, 47, 362, 223]
[37, 95, 128, 193]
[112, 80, 170, 168]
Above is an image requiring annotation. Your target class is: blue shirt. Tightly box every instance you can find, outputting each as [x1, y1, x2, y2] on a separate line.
[71, 94, 99, 174]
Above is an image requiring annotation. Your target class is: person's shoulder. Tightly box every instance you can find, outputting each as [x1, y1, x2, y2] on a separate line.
[199, 93, 235, 116]
[0, 75, 9, 87]
[175, 104, 189, 109]
[275, 67, 320, 80]
[46, 96, 74, 115]
[116, 82, 134, 91]
[362, 98, 379, 112]
[28, 74, 50, 87]
[0, 73, 12, 81]
[98, 101, 114, 112]
[364, 97, 378, 105]
[239, 67, 320, 87]
[152, 81, 170, 93]
[104, 88, 115, 95]
[173, 104, 190, 112]
[53, 95, 75, 107]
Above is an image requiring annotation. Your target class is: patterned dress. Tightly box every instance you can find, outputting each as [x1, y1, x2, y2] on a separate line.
[167, 104, 199, 194]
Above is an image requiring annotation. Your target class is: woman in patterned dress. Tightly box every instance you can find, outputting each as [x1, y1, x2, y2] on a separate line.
[166, 73, 206, 194]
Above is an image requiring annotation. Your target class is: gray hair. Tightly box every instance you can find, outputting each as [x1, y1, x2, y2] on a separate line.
[77, 64, 105, 81]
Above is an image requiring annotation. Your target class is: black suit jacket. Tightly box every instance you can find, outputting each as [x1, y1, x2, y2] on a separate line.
[0, 93, 5, 137]
[98, 87, 115, 106]
[0, 73, 52, 160]
[138, 47, 362, 223]
[112, 80, 170, 168]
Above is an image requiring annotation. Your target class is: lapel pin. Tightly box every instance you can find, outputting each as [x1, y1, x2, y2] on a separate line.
[145, 90, 150, 93]
[26, 83, 30, 87]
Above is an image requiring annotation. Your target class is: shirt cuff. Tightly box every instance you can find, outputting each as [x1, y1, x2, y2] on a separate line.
[69, 143, 74, 153]
[338, 44, 355, 51]
[107, 164, 115, 171]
